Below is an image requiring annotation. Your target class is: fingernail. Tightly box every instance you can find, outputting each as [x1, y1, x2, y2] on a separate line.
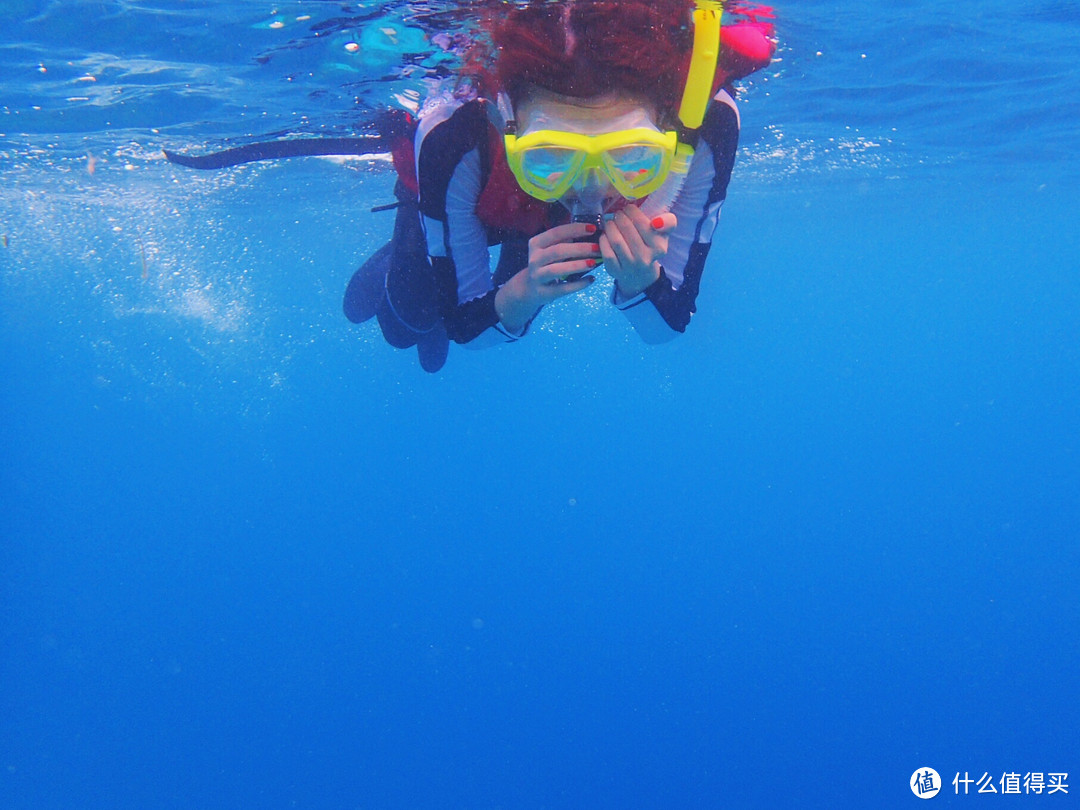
[585, 224, 597, 234]
[651, 217, 665, 229]
[586, 259, 597, 268]
[591, 243, 602, 252]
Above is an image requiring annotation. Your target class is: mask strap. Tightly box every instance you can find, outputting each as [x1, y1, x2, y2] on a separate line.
[496, 91, 516, 132]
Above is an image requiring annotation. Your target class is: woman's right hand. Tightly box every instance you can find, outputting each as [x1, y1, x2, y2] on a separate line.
[495, 221, 602, 334]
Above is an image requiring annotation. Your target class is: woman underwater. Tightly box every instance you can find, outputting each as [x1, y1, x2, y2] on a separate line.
[342, 0, 775, 372]
[166, 1, 775, 371]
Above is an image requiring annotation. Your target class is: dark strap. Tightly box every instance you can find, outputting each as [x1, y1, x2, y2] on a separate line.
[163, 136, 385, 170]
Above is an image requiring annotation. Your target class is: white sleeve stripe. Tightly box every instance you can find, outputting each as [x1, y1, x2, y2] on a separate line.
[423, 216, 447, 257]
[713, 87, 740, 125]
[444, 148, 492, 304]
[697, 201, 723, 244]
[663, 139, 717, 288]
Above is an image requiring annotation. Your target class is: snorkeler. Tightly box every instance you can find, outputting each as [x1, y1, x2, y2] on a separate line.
[344, 0, 775, 371]
[166, 0, 775, 373]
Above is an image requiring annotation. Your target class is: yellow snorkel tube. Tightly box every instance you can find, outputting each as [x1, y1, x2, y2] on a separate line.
[678, 1, 723, 131]
[633, 0, 721, 216]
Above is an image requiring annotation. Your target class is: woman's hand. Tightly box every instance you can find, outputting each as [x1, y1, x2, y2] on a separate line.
[495, 221, 601, 334]
[600, 206, 677, 299]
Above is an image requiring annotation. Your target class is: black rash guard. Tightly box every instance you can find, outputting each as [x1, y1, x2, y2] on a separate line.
[414, 89, 740, 347]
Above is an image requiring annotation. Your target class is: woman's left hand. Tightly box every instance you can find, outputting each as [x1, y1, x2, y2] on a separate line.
[599, 206, 677, 299]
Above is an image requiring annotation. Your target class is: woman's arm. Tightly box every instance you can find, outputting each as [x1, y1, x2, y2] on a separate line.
[494, 222, 603, 333]
[611, 89, 741, 343]
[418, 100, 602, 344]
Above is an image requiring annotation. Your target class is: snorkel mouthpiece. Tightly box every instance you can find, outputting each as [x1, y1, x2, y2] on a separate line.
[563, 177, 608, 247]
[561, 176, 608, 283]
[563, 197, 604, 281]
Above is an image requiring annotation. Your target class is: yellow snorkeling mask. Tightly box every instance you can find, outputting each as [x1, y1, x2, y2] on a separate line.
[503, 1, 721, 204]
[504, 126, 692, 203]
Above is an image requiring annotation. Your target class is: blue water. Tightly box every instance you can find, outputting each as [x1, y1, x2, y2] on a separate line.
[2, 1, 1079, 808]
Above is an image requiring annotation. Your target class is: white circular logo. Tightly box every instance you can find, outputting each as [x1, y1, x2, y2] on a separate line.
[911, 768, 941, 799]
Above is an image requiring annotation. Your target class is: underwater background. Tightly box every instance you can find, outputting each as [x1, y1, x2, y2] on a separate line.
[2, 1, 1078, 807]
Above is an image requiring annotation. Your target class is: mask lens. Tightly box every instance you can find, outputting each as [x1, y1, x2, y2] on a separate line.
[604, 143, 667, 193]
[519, 146, 581, 194]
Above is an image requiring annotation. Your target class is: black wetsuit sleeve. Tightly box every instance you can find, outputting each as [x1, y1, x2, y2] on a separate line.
[618, 95, 739, 338]
[417, 102, 518, 345]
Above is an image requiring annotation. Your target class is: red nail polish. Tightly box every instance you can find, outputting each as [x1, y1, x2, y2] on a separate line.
[651, 217, 665, 229]
[585, 223, 597, 234]
[586, 259, 597, 268]
[592, 243, 602, 252]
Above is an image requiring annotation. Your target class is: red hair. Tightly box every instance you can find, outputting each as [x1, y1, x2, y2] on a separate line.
[484, 0, 777, 124]
[491, 0, 696, 121]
